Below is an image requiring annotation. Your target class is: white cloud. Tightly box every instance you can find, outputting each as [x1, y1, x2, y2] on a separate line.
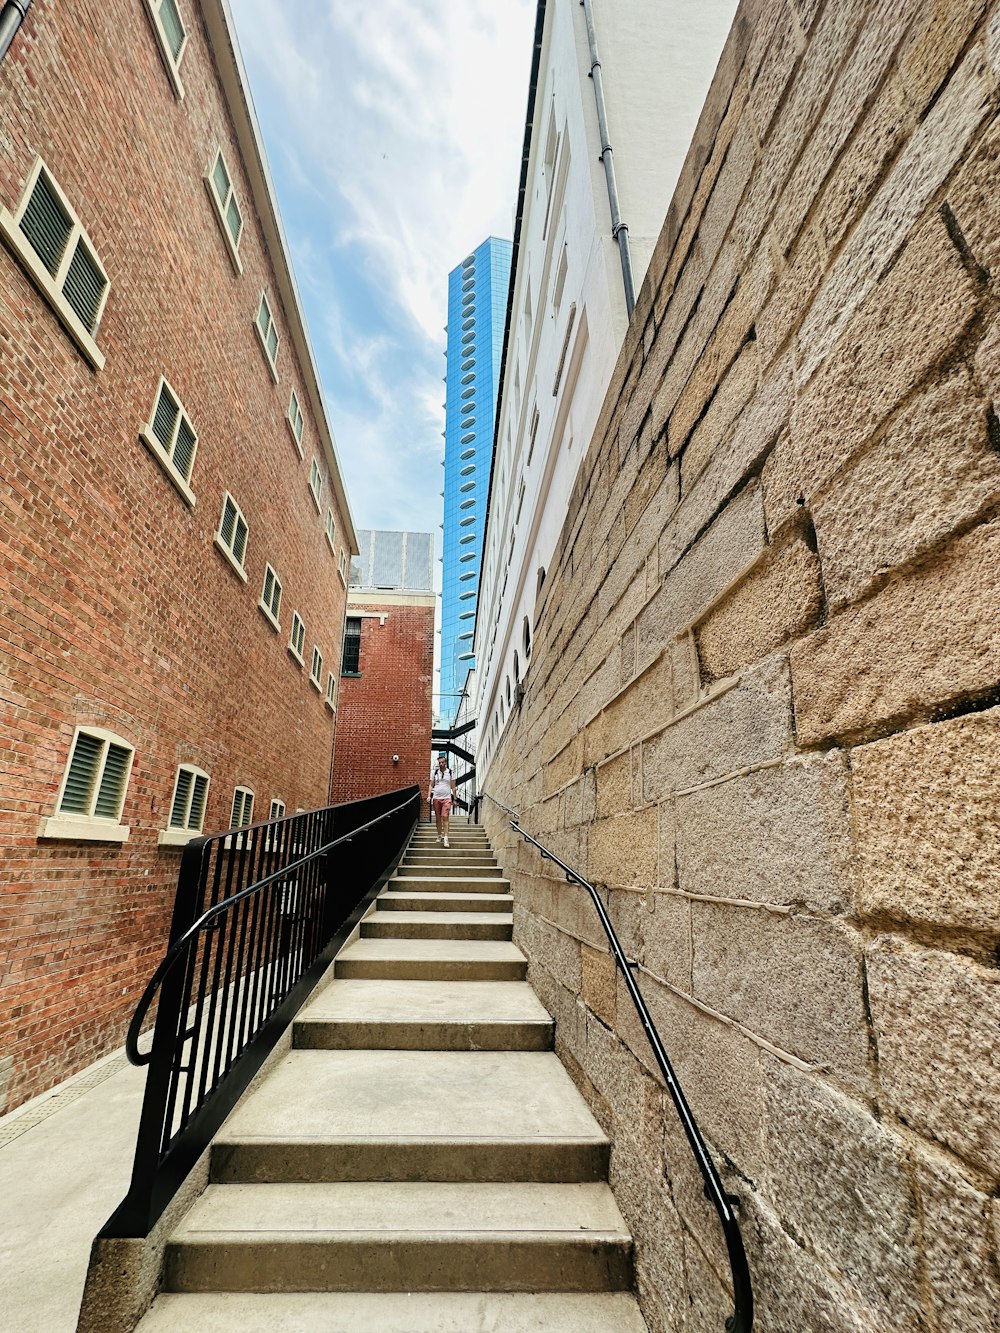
[229, 0, 534, 539]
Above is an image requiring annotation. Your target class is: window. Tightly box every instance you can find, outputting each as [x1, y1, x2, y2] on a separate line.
[325, 671, 337, 710]
[40, 726, 134, 842]
[338, 548, 348, 584]
[0, 159, 110, 369]
[310, 646, 323, 689]
[206, 149, 243, 272]
[214, 492, 248, 579]
[553, 245, 568, 312]
[308, 457, 322, 510]
[230, 787, 254, 827]
[289, 611, 305, 664]
[259, 563, 282, 630]
[325, 509, 337, 553]
[287, 389, 304, 454]
[527, 406, 539, 466]
[255, 292, 279, 380]
[157, 764, 210, 845]
[523, 615, 531, 660]
[144, 0, 188, 96]
[269, 798, 285, 821]
[140, 377, 198, 504]
[342, 617, 362, 674]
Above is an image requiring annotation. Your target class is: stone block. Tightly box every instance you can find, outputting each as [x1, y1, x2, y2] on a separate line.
[607, 887, 647, 962]
[745, 1192, 890, 1333]
[542, 733, 582, 797]
[690, 902, 872, 1090]
[601, 650, 673, 751]
[770, 213, 981, 523]
[577, 651, 619, 728]
[866, 936, 1000, 1176]
[581, 944, 617, 1028]
[755, 226, 823, 369]
[813, 369, 1000, 609]
[639, 482, 765, 665]
[947, 110, 1000, 275]
[587, 806, 658, 889]
[976, 311, 1000, 404]
[852, 708, 1000, 934]
[669, 632, 700, 712]
[764, 1061, 924, 1331]
[676, 751, 854, 912]
[640, 891, 692, 991]
[695, 531, 823, 680]
[898, 0, 993, 114]
[681, 338, 759, 488]
[915, 1149, 1000, 1333]
[747, 0, 805, 143]
[799, 42, 993, 382]
[595, 749, 632, 819]
[609, 1147, 687, 1333]
[658, 799, 677, 893]
[790, 517, 1000, 745]
[643, 655, 792, 797]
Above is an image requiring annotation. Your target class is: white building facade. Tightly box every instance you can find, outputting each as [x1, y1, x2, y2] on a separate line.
[473, 0, 739, 778]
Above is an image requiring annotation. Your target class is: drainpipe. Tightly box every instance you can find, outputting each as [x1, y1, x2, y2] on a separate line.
[0, 0, 31, 65]
[581, 0, 636, 318]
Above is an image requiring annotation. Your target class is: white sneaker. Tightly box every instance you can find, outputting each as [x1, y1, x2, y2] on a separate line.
[443, 837, 449, 848]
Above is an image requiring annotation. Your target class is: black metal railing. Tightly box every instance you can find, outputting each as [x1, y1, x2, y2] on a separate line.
[100, 785, 419, 1239]
[475, 790, 753, 1333]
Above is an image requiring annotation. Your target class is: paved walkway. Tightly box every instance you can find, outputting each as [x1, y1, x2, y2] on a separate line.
[0, 1046, 147, 1332]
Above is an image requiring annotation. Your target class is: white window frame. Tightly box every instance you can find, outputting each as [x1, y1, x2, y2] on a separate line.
[214, 491, 249, 581]
[288, 611, 305, 665]
[158, 764, 210, 846]
[255, 292, 280, 382]
[308, 457, 322, 511]
[269, 798, 286, 821]
[0, 157, 110, 371]
[259, 562, 282, 631]
[338, 548, 348, 586]
[310, 645, 323, 690]
[40, 725, 134, 843]
[325, 509, 337, 554]
[230, 786, 255, 828]
[142, 0, 188, 99]
[205, 147, 243, 274]
[140, 376, 198, 507]
[325, 670, 337, 711]
[287, 389, 304, 456]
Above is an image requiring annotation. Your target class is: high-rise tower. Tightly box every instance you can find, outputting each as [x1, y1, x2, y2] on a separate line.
[440, 236, 512, 721]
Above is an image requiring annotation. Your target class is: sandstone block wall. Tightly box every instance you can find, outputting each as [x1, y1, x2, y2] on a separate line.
[483, 2, 1000, 1328]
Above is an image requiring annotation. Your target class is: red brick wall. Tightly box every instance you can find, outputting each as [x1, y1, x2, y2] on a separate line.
[330, 599, 434, 813]
[0, 0, 351, 1110]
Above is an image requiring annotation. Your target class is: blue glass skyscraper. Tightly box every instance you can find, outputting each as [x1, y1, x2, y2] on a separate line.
[440, 236, 512, 721]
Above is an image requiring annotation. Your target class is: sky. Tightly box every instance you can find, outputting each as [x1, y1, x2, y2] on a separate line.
[228, 0, 536, 550]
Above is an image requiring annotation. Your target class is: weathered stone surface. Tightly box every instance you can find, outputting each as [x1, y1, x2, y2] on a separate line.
[680, 339, 759, 488]
[595, 749, 632, 819]
[695, 531, 823, 679]
[690, 903, 871, 1089]
[600, 652, 673, 755]
[765, 1061, 924, 1331]
[898, 0, 993, 113]
[639, 892, 692, 992]
[853, 708, 1000, 933]
[867, 936, 1000, 1175]
[948, 110, 1000, 275]
[657, 799, 677, 893]
[676, 752, 853, 911]
[542, 734, 583, 796]
[581, 944, 617, 1027]
[770, 214, 981, 522]
[668, 632, 700, 712]
[638, 483, 765, 665]
[790, 517, 1000, 744]
[915, 1149, 1000, 1333]
[587, 806, 658, 889]
[755, 226, 823, 369]
[975, 311, 1000, 404]
[643, 656, 792, 797]
[813, 369, 1000, 609]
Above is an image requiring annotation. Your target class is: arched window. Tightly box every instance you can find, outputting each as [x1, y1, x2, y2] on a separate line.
[523, 616, 531, 660]
[513, 652, 520, 686]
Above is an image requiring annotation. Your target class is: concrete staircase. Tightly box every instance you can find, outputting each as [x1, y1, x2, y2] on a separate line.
[134, 823, 648, 1331]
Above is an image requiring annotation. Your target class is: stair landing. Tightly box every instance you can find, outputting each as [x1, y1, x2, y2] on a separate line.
[136, 823, 647, 1330]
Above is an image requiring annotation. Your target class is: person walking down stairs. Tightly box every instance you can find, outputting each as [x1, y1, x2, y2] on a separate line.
[429, 753, 457, 847]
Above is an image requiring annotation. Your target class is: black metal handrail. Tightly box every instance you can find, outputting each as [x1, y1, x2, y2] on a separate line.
[476, 790, 753, 1333]
[101, 785, 419, 1239]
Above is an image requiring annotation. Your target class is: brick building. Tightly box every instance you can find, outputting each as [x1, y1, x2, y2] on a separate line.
[0, 0, 357, 1112]
[330, 530, 435, 811]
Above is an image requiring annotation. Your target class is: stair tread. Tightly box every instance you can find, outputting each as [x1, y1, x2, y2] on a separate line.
[173, 1181, 629, 1239]
[136, 1290, 650, 1332]
[217, 1050, 603, 1144]
[389, 876, 510, 887]
[378, 891, 512, 908]
[366, 910, 513, 926]
[299, 979, 551, 1025]
[339, 938, 524, 963]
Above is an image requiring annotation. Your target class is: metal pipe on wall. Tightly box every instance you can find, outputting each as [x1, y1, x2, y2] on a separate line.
[581, 0, 636, 318]
[0, 0, 32, 65]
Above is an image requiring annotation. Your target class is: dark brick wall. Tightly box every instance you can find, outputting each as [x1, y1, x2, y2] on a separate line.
[0, 0, 350, 1110]
[331, 597, 435, 813]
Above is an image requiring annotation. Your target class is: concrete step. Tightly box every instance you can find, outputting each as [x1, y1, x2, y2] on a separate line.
[334, 938, 526, 982]
[405, 847, 495, 859]
[136, 1290, 650, 1332]
[293, 978, 554, 1052]
[378, 890, 513, 913]
[163, 1181, 633, 1293]
[397, 863, 503, 878]
[388, 875, 511, 894]
[411, 830, 489, 841]
[211, 1049, 606, 1183]
[361, 911, 513, 941]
